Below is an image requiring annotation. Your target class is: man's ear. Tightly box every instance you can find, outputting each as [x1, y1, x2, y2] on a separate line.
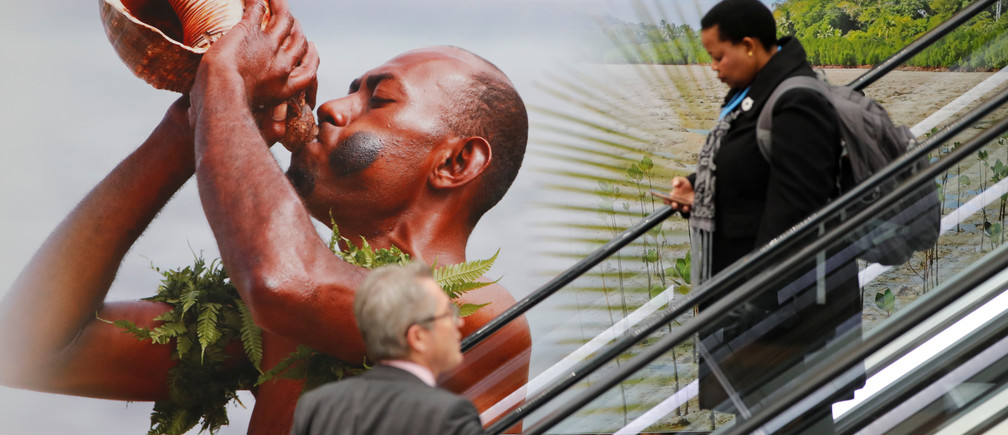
[431, 136, 491, 189]
[405, 324, 428, 354]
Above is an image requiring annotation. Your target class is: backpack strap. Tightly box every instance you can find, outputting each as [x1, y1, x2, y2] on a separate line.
[754, 76, 839, 307]
[755, 75, 832, 162]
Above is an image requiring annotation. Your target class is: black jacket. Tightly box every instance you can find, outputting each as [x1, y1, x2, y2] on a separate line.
[706, 36, 842, 275]
[695, 37, 863, 414]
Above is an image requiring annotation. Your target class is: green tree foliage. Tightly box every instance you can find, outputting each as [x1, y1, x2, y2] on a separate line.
[600, 0, 1007, 69]
[600, 18, 710, 64]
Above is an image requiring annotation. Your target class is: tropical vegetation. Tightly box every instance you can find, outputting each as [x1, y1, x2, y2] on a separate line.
[600, 0, 1008, 69]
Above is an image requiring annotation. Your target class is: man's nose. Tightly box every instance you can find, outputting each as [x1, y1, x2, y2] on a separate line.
[316, 97, 359, 127]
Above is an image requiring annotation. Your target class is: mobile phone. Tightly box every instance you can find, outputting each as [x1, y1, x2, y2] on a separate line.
[649, 189, 691, 205]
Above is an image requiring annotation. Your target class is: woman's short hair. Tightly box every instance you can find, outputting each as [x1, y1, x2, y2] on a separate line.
[700, 0, 777, 50]
[353, 262, 439, 362]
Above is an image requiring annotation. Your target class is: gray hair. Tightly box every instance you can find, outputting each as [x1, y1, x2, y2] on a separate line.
[353, 261, 439, 361]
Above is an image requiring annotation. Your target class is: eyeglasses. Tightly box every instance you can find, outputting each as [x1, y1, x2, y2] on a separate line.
[407, 303, 461, 336]
[415, 303, 460, 325]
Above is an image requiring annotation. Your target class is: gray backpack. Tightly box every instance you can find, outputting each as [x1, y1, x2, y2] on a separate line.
[755, 75, 940, 266]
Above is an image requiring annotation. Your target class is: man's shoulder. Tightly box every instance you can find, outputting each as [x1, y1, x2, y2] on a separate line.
[297, 367, 426, 408]
[384, 384, 484, 432]
[455, 281, 529, 337]
[300, 375, 366, 400]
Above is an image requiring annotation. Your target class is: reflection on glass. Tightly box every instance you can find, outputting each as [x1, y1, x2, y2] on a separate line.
[507, 1, 1008, 434]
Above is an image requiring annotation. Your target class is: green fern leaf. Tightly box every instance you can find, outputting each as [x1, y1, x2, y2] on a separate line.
[197, 303, 223, 360]
[440, 278, 499, 298]
[327, 214, 344, 254]
[200, 344, 228, 366]
[176, 335, 193, 359]
[152, 311, 177, 323]
[110, 318, 154, 341]
[372, 245, 408, 266]
[352, 240, 373, 267]
[356, 236, 372, 254]
[235, 297, 264, 373]
[179, 287, 200, 317]
[151, 321, 187, 345]
[257, 345, 314, 385]
[458, 302, 491, 318]
[167, 408, 193, 435]
[434, 250, 498, 288]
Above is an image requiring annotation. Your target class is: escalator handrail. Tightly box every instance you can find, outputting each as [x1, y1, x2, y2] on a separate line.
[833, 289, 1008, 434]
[483, 2, 1003, 430]
[461, 0, 998, 355]
[518, 108, 1008, 435]
[485, 82, 1008, 434]
[460, 205, 677, 352]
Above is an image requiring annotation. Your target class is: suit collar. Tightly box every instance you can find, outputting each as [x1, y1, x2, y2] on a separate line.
[368, 364, 430, 386]
[380, 360, 437, 386]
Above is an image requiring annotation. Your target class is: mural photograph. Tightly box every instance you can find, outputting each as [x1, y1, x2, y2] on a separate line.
[1, 0, 1007, 434]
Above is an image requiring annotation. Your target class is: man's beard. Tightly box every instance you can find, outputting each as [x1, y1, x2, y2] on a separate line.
[329, 131, 383, 175]
[286, 131, 384, 197]
[286, 160, 316, 198]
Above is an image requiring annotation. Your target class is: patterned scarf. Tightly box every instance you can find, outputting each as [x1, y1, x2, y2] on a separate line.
[690, 108, 742, 285]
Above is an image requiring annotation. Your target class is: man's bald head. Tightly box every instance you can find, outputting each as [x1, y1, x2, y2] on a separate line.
[289, 46, 527, 231]
[401, 47, 529, 225]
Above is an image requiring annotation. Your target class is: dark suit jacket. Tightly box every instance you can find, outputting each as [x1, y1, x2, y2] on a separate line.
[291, 365, 487, 435]
[694, 36, 863, 411]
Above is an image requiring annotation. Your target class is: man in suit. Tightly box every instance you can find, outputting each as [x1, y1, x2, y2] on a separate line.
[292, 261, 487, 435]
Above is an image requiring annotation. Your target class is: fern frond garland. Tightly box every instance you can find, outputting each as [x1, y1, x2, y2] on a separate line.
[107, 258, 256, 435]
[235, 298, 263, 372]
[434, 249, 498, 297]
[110, 226, 497, 435]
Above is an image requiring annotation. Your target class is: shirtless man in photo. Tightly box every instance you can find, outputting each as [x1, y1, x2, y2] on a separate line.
[0, 1, 530, 432]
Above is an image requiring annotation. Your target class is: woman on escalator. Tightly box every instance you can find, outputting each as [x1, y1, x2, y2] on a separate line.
[658, 0, 862, 432]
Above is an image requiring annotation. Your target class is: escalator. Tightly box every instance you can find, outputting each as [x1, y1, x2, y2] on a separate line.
[461, 0, 1008, 433]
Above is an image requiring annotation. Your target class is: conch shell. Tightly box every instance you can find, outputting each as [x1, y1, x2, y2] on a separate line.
[99, 0, 317, 149]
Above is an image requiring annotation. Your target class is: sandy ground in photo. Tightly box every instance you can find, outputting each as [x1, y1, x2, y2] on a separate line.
[563, 64, 1008, 331]
[583, 65, 1006, 165]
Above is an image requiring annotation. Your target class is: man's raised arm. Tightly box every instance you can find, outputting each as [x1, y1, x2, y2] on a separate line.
[189, 0, 366, 362]
[0, 97, 194, 399]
